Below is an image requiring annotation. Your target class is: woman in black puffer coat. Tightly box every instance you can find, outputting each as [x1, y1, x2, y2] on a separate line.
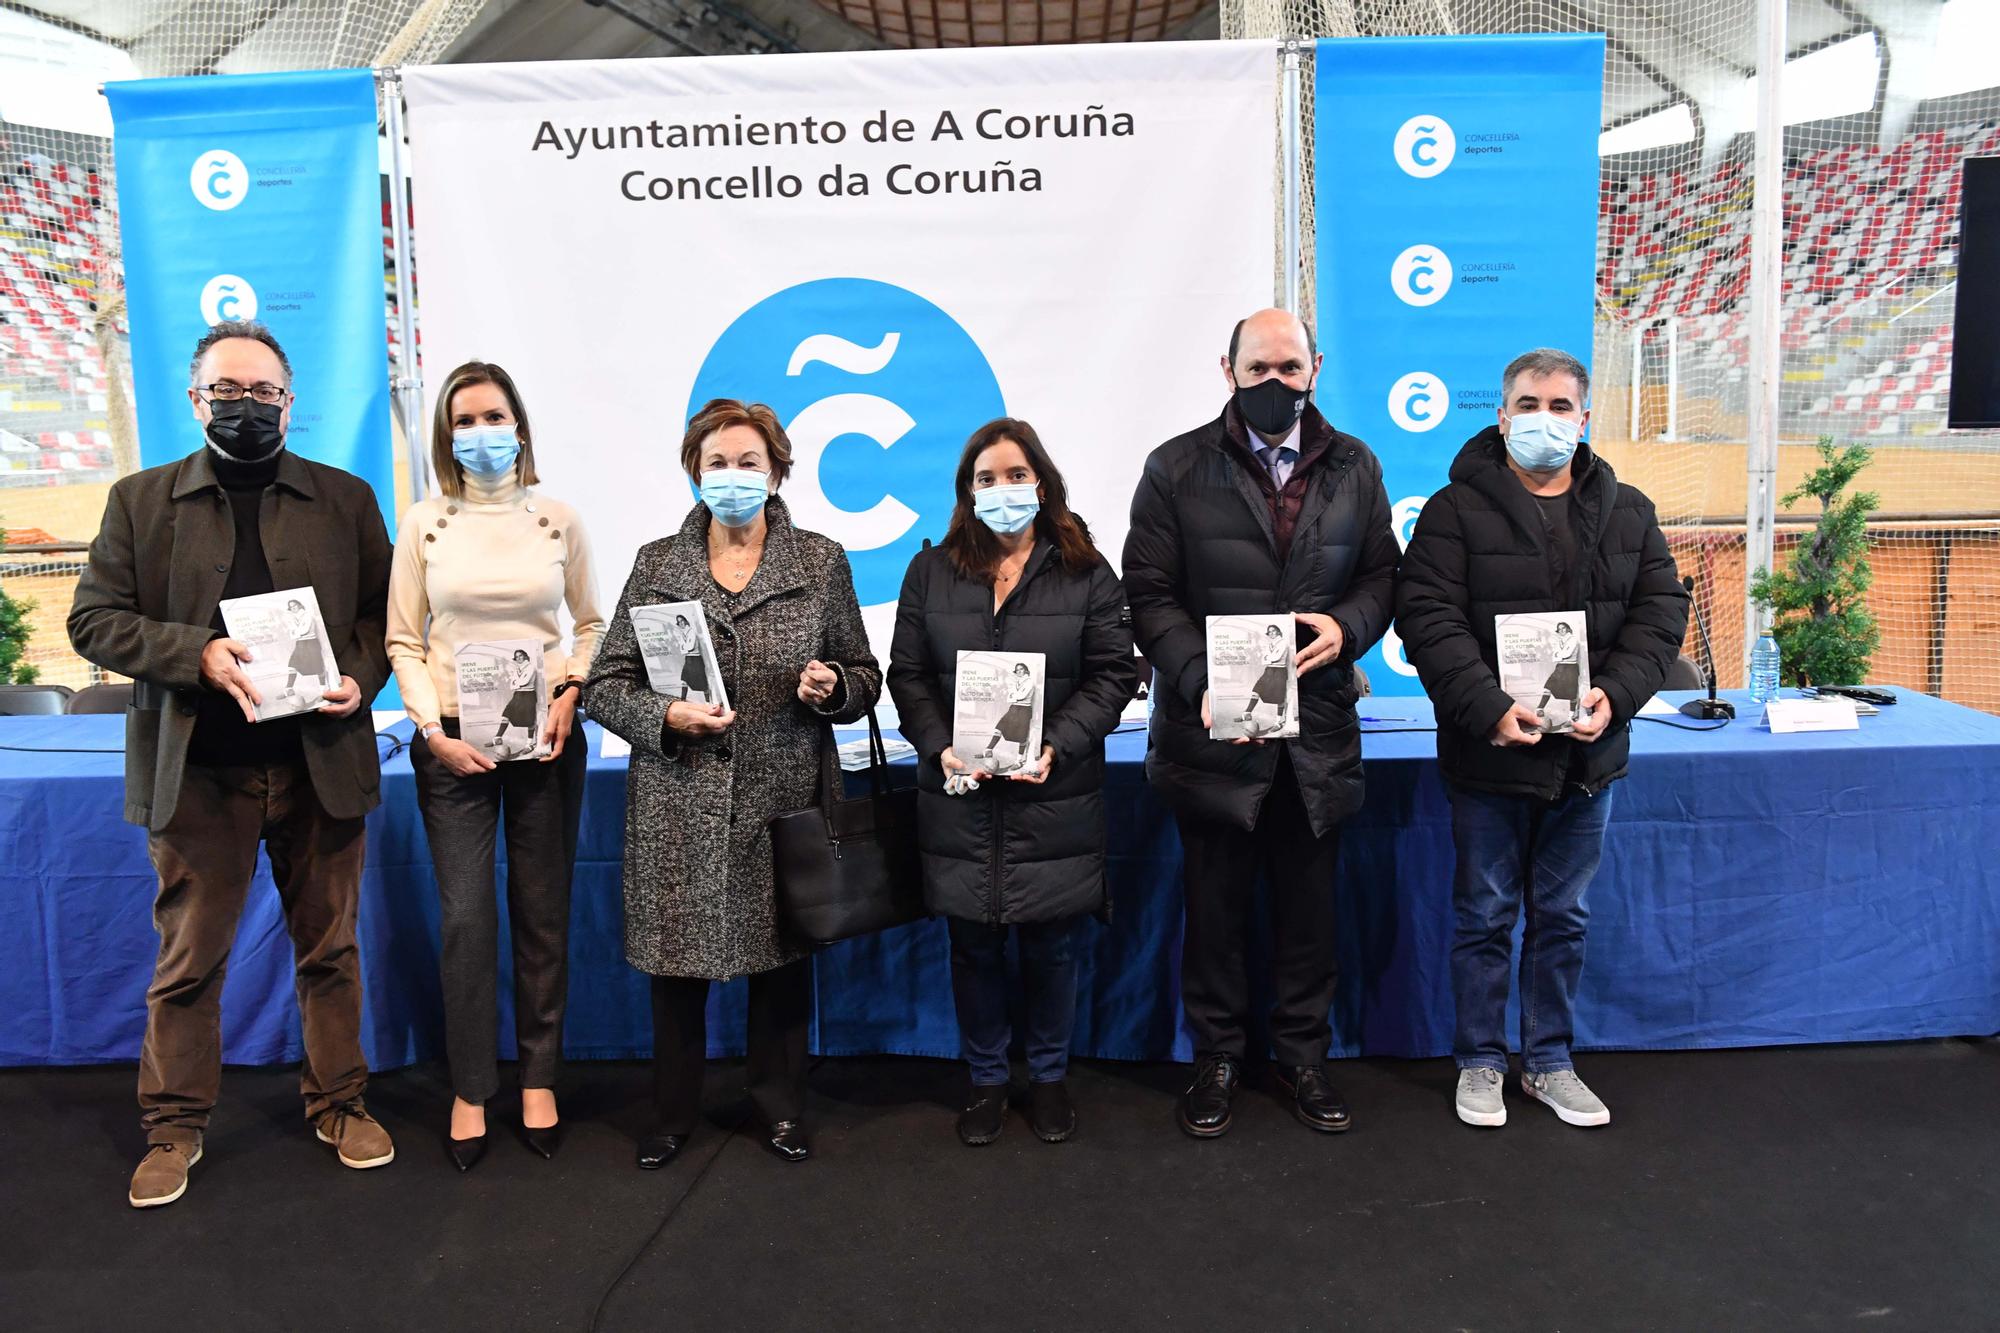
[888, 418, 1137, 1148]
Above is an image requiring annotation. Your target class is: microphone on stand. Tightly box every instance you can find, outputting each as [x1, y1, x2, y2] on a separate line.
[1680, 574, 1736, 721]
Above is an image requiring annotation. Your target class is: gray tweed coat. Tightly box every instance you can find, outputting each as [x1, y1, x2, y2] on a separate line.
[586, 497, 881, 979]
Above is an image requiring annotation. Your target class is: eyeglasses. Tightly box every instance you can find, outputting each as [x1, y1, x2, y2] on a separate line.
[198, 381, 287, 405]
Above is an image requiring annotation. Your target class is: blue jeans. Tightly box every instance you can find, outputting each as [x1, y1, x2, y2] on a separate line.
[947, 915, 1085, 1086]
[1448, 783, 1614, 1075]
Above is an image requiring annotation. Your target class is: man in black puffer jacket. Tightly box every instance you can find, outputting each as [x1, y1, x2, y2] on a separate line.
[1395, 347, 1687, 1134]
[1124, 308, 1399, 1140]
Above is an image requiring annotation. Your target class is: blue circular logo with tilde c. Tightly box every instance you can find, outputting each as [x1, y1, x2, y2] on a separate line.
[686, 278, 1006, 606]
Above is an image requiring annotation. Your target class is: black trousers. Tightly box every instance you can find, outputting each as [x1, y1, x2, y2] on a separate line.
[410, 718, 587, 1104]
[1174, 750, 1342, 1069]
[650, 958, 811, 1134]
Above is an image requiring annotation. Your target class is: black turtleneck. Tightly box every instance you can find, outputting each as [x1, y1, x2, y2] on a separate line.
[186, 446, 305, 768]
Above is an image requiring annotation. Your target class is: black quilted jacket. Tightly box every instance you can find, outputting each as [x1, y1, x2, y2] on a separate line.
[1395, 427, 1689, 799]
[1122, 404, 1400, 838]
[887, 541, 1138, 925]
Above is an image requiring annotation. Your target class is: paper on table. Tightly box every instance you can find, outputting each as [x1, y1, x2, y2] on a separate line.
[837, 734, 917, 770]
[1638, 695, 1677, 715]
[1762, 697, 1860, 733]
[599, 730, 632, 759]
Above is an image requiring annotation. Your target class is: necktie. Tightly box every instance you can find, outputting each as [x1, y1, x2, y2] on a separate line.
[1258, 444, 1297, 489]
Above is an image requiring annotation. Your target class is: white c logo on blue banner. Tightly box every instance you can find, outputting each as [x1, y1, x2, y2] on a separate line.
[1387, 371, 1448, 433]
[1378, 624, 1420, 677]
[1390, 495, 1427, 552]
[1393, 115, 1455, 179]
[1390, 244, 1453, 307]
[190, 150, 249, 211]
[199, 274, 258, 325]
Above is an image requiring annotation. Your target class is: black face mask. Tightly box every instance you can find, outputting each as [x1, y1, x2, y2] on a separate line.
[204, 397, 286, 462]
[1233, 375, 1309, 438]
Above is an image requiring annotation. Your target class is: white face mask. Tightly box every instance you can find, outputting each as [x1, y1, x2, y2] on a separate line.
[973, 483, 1040, 535]
[1502, 410, 1581, 472]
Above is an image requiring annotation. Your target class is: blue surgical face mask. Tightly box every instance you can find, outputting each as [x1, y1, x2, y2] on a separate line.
[973, 483, 1039, 535]
[1503, 411, 1581, 473]
[699, 466, 769, 527]
[452, 425, 521, 477]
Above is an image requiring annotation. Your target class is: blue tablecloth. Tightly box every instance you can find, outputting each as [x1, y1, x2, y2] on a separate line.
[4, 690, 1997, 1068]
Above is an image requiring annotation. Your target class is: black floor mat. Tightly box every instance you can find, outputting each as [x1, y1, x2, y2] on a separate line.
[3, 1042, 1995, 1332]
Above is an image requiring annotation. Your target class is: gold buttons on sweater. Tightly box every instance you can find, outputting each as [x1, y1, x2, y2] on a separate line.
[424, 532, 435, 543]
[538, 517, 549, 527]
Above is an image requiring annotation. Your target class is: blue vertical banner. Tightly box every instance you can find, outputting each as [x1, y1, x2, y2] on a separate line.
[1314, 35, 1603, 694]
[105, 69, 392, 525]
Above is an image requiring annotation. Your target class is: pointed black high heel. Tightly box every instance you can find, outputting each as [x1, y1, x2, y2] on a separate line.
[522, 1122, 562, 1160]
[445, 1133, 487, 1172]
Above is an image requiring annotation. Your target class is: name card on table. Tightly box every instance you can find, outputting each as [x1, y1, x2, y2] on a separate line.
[1761, 698, 1860, 734]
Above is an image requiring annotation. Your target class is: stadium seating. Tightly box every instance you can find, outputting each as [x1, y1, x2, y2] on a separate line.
[1601, 121, 1996, 438]
[0, 154, 116, 481]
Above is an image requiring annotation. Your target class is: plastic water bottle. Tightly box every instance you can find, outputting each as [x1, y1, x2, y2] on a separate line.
[1749, 633, 1781, 704]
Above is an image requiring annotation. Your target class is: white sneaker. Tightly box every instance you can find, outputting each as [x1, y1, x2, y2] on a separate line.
[1455, 1067, 1506, 1127]
[1522, 1070, 1610, 1127]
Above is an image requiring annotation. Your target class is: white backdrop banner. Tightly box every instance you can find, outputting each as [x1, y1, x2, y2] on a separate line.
[402, 42, 1275, 671]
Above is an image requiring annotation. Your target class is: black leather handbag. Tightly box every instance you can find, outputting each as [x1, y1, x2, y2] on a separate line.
[769, 708, 926, 944]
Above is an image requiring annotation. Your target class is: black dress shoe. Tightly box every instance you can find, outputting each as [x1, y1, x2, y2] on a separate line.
[763, 1120, 811, 1163]
[1028, 1080, 1077, 1143]
[956, 1084, 1008, 1146]
[1179, 1054, 1241, 1138]
[1277, 1063, 1352, 1133]
[445, 1133, 487, 1173]
[522, 1122, 562, 1160]
[635, 1131, 687, 1170]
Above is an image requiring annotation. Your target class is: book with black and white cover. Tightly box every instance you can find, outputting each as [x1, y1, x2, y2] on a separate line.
[217, 586, 339, 722]
[629, 601, 730, 712]
[952, 650, 1046, 776]
[455, 637, 550, 762]
[1496, 610, 1590, 733]
[1206, 613, 1299, 740]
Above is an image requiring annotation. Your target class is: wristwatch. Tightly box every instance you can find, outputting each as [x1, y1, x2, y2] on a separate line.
[553, 679, 582, 702]
[420, 722, 443, 742]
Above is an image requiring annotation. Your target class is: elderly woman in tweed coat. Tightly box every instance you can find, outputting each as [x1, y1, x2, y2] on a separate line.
[587, 399, 880, 1169]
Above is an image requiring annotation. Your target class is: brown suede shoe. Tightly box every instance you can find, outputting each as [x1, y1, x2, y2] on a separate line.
[128, 1139, 201, 1209]
[314, 1102, 395, 1169]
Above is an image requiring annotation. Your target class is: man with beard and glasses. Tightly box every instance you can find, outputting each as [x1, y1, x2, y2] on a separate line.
[69, 320, 396, 1207]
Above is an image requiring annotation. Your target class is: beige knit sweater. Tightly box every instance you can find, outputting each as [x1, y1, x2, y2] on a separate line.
[385, 471, 606, 728]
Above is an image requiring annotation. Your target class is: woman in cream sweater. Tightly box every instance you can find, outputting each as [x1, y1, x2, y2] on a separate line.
[386, 360, 605, 1170]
